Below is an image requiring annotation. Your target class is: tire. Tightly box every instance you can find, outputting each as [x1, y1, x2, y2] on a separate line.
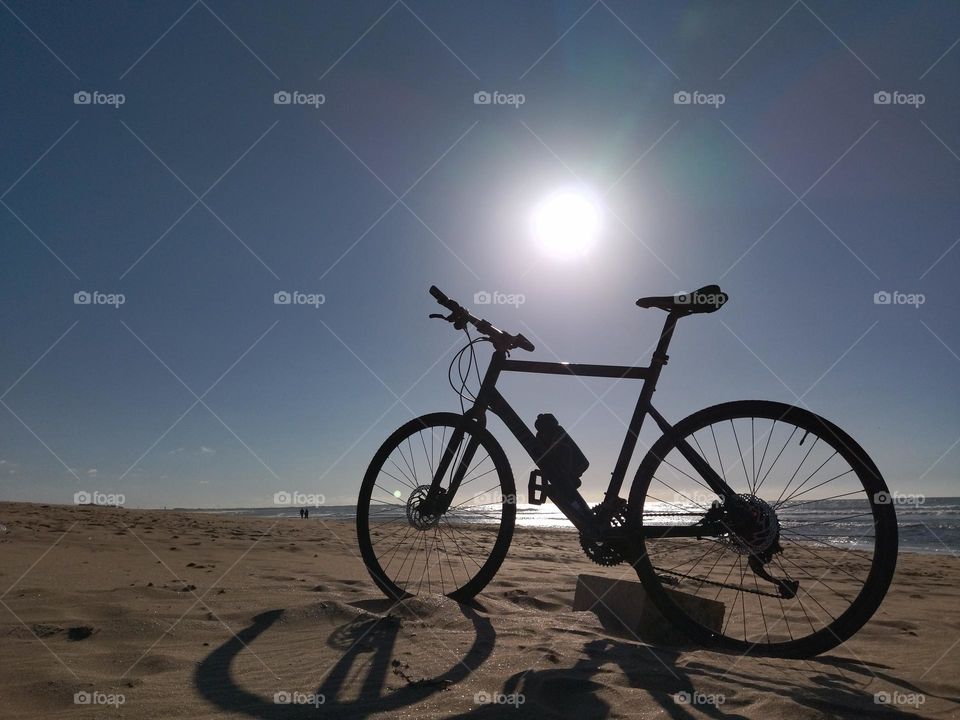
[627, 400, 898, 658]
[357, 412, 516, 602]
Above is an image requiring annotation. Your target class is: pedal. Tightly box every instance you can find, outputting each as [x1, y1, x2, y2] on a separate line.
[528, 470, 547, 505]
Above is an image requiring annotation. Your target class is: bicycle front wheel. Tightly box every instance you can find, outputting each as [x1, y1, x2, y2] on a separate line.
[628, 401, 898, 657]
[357, 412, 516, 602]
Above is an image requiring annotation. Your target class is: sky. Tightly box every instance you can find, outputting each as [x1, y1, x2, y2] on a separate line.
[0, 0, 958, 508]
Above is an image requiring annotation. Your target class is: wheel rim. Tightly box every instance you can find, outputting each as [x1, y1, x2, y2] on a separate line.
[360, 419, 514, 599]
[633, 404, 896, 652]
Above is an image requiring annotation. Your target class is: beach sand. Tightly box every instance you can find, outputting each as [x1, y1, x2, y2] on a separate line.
[0, 501, 956, 718]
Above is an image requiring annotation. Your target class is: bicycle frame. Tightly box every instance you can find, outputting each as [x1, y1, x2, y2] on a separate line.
[426, 312, 739, 540]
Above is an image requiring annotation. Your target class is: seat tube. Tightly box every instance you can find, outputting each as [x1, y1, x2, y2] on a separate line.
[605, 313, 680, 501]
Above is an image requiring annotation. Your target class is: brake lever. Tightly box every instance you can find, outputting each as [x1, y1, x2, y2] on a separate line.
[429, 310, 467, 330]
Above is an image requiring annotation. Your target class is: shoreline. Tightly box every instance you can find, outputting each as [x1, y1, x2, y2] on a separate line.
[4, 500, 953, 556]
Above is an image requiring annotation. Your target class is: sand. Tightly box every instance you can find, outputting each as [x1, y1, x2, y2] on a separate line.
[0, 501, 957, 719]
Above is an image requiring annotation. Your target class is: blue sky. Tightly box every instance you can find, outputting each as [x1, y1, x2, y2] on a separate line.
[1, 1, 958, 507]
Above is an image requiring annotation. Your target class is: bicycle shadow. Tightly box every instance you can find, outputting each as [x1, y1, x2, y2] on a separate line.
[194, 600, 947, 719]
[448, 635, 944, 719]
[194, 599, 495, 719]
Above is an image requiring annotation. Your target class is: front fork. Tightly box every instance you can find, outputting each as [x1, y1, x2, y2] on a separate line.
[422, 414, 482, 516]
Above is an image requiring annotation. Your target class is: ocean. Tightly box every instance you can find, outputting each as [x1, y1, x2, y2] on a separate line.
[190, 497, 960, 555]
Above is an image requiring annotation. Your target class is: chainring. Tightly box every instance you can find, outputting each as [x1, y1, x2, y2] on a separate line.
[580, 499, 629, 566]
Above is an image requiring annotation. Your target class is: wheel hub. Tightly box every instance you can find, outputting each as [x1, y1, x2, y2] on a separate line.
[406, 485, 443, 530]
[721, 494, 780, 557]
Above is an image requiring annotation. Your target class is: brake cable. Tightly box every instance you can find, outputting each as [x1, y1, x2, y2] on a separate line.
[446, 329, 488, 412]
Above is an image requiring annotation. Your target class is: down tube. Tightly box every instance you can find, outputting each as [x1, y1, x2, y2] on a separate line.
[486, 390, 542, 464]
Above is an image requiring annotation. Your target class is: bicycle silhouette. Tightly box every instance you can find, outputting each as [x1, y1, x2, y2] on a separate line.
[357, 285, 898, 657]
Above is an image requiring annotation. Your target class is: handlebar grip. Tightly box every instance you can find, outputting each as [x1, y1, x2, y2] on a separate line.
[515, 334, 535, 352]
[429, 285, 448, 304]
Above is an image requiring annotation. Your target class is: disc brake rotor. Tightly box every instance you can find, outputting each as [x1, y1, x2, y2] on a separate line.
[406, 485, 442, 530]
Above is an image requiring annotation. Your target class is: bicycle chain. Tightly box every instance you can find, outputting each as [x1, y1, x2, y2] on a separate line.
[642, 510, 790, 598]
[653, 566, 786, 598]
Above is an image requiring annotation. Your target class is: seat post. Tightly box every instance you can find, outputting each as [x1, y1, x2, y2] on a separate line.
[650, 312, 680, 369]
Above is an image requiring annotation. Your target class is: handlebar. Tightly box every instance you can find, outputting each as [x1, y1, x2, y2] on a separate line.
[429, 285, 535, 353]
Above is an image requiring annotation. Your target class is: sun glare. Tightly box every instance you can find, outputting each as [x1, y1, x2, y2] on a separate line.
[531, 189, 602, 259]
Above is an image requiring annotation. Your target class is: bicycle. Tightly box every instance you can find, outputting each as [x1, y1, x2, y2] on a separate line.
[357, 285, 898, 657]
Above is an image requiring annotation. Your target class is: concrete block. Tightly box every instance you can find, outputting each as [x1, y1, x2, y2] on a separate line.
[572, 573, 725, 643]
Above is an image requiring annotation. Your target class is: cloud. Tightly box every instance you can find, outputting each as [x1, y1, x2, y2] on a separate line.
[86, 468, 98, 477]
[199, 446, 216, 455]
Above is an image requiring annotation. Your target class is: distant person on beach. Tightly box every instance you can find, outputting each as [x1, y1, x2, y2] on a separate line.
[299, 507, 304, 519]
[305, 508, 309, 519]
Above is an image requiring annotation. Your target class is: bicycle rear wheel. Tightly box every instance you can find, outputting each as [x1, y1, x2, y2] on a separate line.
[628, 400, 898, 657]
[357, 412, 516, 602]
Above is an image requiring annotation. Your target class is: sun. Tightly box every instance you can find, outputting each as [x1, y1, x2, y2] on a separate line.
[531, 188, 602, 259]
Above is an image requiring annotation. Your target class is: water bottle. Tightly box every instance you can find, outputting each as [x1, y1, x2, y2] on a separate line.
[534, 413, 589, 491]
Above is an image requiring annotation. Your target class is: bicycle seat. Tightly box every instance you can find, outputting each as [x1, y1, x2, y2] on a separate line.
[636, 284, 728, 314]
